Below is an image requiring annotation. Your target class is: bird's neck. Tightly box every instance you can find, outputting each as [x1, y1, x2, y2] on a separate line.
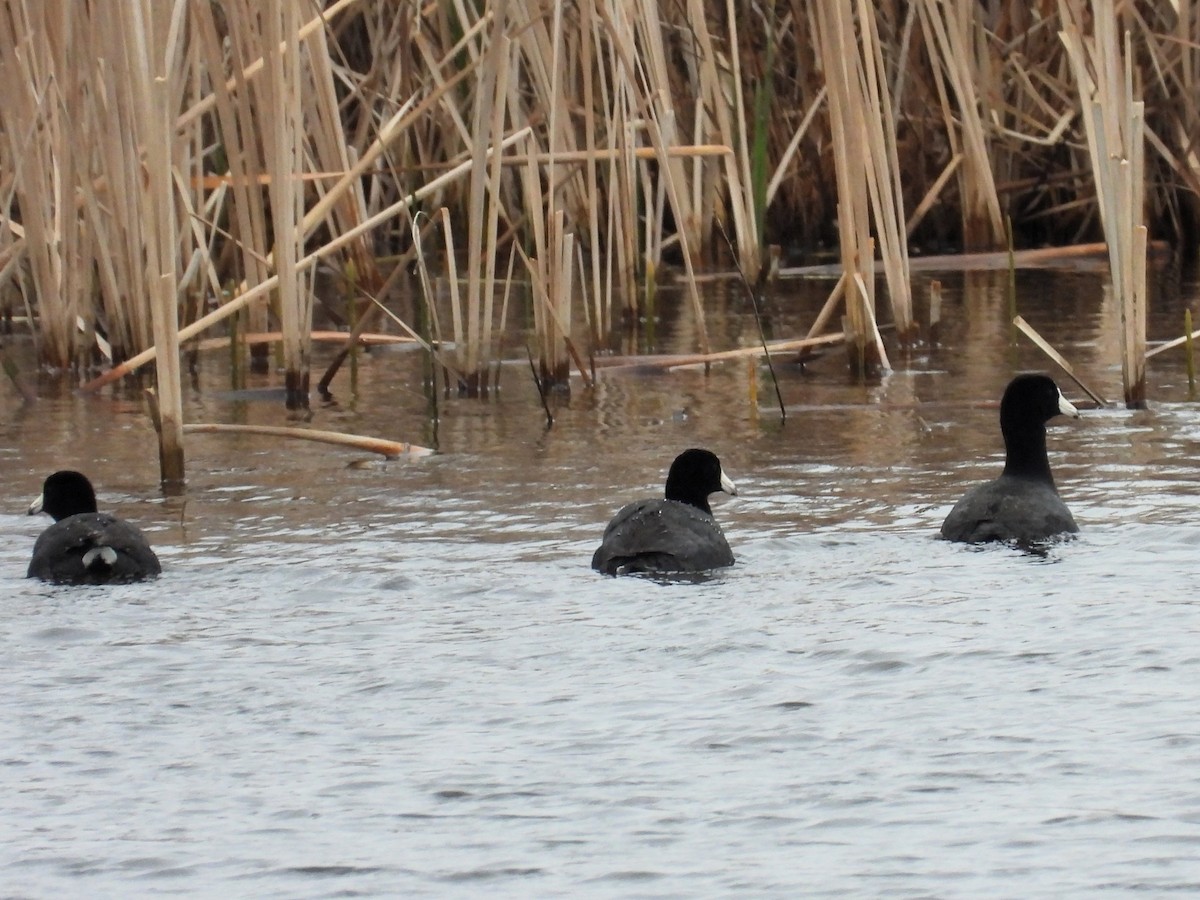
[666, 487, 712, 514]
[1001, 426, 1055, 485]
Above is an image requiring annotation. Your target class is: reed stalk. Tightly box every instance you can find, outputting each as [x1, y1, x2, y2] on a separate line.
[685, 0, 761, 279]
[1060, 0, 1147, 407]
[749, 1, 776, 260]
[856, 0, 915, 342]
[814, 0, 889, 372]
[261, 0, 311, 411]
[459, 3, 511, 395]
[916, 0, 1006, 250]
[345, 262, 360, 395]
[135, 0, 187, 487]
[1186, 308, 1196, 396]
[230, 300, 246, 391]
[580, 0, 607, 343]
[928, 280, 942, 344]
[1, 2, 74, 368]
[191, 1, 272, 373]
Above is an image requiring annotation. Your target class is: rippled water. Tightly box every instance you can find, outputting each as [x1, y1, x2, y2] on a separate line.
[3, 264, 1200, 896]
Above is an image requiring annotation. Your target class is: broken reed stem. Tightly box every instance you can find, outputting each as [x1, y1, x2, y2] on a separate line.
[195, 331, 420, 353]
[182, 423, 433, 458]
[411, 209, 462, 391]
[595, 332, 846, 372]
[1012, 314, 1107, 406]
[905, 153, 963, 237]
[781, 243, 1120, 278]
[514, 239, 594, 389]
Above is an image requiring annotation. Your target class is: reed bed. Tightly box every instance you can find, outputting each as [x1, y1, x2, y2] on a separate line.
[0, 0, 1197, 423]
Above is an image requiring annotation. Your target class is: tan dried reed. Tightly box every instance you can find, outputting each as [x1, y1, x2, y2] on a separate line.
[3, 0, 1199, 418]
[1060, 0, 1148, 407]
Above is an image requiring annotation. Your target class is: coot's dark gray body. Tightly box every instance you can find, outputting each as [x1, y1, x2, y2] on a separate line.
[592, 449, 736, 576]
[27, 471, 161, 585]
[939, 477, 1077, 544]
[28, 513, 162, 584]
[940, 374, 1080, 546]
[591, 498, 734, 575]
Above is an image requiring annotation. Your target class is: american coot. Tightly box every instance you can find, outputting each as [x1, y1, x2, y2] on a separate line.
[591, 448, 737, 576]
[27, 471, 162, 584]
[940, 374, 1080, 545]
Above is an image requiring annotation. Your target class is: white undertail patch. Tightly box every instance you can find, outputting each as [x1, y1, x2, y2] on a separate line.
[83, 546, 119, 569]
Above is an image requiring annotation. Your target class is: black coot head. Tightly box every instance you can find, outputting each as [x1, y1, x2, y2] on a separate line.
[1000, 374, 1079, 435]
[997, 373, 1079, 483]
[664, 449, 737, 514]
[30, 471, 100, 522]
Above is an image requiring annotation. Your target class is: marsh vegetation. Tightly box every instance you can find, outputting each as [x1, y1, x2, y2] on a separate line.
[0, 0, 1196, 478]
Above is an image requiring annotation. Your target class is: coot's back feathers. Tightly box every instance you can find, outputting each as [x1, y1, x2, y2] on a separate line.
[939, 480, 1077, 545]
[592, 498, 735, 575]
[27, 471, 162, 585]
[592, 449, 736, 576]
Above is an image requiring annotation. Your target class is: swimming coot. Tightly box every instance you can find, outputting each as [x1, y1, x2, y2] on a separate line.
[591, 449, 736, 575]
[940, 374, 1080, 546]
[27, 471, 162, 584]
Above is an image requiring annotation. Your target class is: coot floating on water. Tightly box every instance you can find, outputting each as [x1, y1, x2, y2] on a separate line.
[940, 374, 1080, 546]
[27, 471, 162, 584]
[592, 448, 737, 576]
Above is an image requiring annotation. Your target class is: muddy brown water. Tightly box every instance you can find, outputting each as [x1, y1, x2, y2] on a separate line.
[3, 264, 1200, 895]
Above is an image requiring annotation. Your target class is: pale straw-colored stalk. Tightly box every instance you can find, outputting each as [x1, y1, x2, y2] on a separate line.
[99, 0, 190, 483]
[813, 0, 889, 371]
[261, 0, 310, 409]
[1060, 0, 1147, 407]
[916, 0, 1006, 249]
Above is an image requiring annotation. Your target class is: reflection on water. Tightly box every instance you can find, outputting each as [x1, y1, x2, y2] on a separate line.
[3, 266, 1200, 894]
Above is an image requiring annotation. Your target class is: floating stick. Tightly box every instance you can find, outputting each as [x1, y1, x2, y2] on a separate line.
[182, 423, 433, 458]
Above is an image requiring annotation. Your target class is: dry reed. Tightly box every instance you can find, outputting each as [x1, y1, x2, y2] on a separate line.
[182, 423, 433, 459]
[0, 0, 1197, 419]
[1060, 0, 1148, 407]
[814, 0, 889, 371]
